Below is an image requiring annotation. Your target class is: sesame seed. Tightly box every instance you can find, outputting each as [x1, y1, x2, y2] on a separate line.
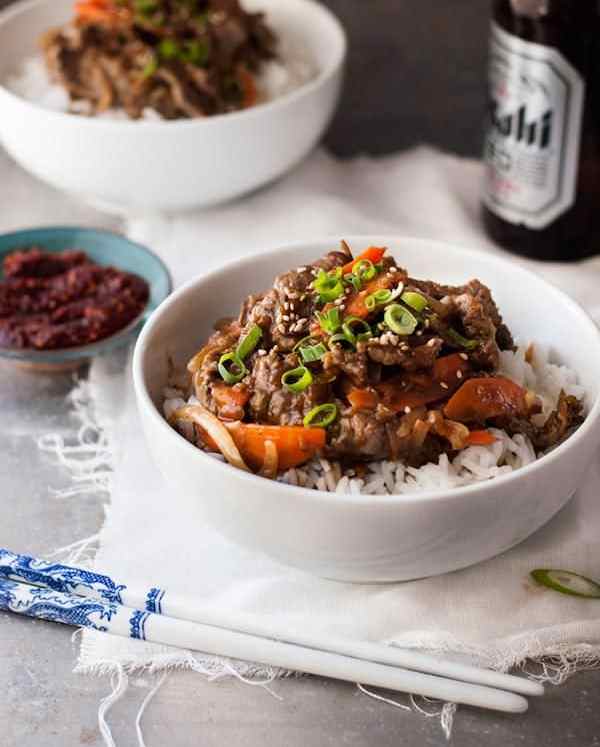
[283, 302, 289, 310]
[416, 330, 423, 336]
[460, 353, 469, 360]
[282, 315, 290, 321]
[257, 349, 267, 356]
[334, 299, 343, 306]
[427, 338, 436, 347]
[404, 406, 412, 414]
[457, 370, 463, 379]
[297, 267, 307, 273]
[390, 266, 397, 273]
[440, 382, 449, 390]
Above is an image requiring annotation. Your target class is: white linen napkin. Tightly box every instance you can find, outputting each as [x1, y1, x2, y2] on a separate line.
[20, 146, 600, 733]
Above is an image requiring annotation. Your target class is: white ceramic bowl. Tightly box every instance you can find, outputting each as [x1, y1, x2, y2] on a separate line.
[133, 237, 600, 582]
[0, 0, 345, 213]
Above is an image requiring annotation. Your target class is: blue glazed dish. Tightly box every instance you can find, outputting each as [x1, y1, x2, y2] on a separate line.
[0, 226, 171, 369]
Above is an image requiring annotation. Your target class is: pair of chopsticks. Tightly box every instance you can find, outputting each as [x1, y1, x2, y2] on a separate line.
[0, 548, 542, 712]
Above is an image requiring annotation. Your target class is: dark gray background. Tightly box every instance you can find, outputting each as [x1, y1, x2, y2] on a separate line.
[0, 0, 489, 158]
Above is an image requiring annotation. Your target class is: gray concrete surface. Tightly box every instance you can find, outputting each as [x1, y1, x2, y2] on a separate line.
[1, 0, 600, 744]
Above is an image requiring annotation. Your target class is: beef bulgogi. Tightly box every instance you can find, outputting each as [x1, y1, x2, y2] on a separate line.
[42, 0, 277, 119]
[171, 243, 583, 477]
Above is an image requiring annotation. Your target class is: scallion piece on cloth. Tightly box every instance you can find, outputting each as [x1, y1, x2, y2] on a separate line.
[303, 403, 338, 428]
[317, 307, 342, 334]
[282, 366, 313, 393]
[314, 269, 344, 303]
[384, 304, 418, 335]
[447, 328, 479, 350]
[401, 291, 428, 312]
[531, 569, 600, 599]
[299, 342, 328, 363]
[342, 316, 372, 344]
[236, 324, 262, 360]
[218, 352, 248, 384]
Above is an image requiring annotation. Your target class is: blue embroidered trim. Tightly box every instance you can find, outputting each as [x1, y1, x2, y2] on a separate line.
[145, 587, 166, 614]
[129, 610, 150, 640]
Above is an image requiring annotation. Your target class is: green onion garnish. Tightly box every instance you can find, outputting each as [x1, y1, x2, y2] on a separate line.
[180, 39, 210, 66]
[446, 328, 479, 350]
[384, 304, 418, 336]
[218, 352, 247, 384]
[282, 366, 313, 393]
[141, 56, 158, 78]
[365, 288, 392, 311]
[328, 332, 355, 350]
[353, 259, 377, 282]
[294, 335, 320, 352]
[401, 291, 428, 312]
[344, 273, 362, 292]
[316, 307, 342, 335]
[313, 269, 344, 303]
[531, 569, 600, 599]
[303, 403, 338, 428]
[299, 342, 328, 364]
[236, 324, 262, 361]
[342, 316, 372, 344]
[158, 38, 180, 59]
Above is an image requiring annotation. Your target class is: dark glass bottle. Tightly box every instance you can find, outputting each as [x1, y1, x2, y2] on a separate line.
[482, 0, 600, 261]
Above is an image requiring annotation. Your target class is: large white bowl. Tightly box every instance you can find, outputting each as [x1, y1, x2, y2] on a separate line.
[133, 237, 600, 582]
[0, 0, 345, 213]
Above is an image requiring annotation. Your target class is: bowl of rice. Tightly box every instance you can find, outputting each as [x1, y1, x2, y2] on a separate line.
[133, 236, 600, 582]
[0, 0, 345, 213]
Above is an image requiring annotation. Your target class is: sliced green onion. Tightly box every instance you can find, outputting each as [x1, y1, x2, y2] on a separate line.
[236, 324, 262, 360]
[531, 569, 600, 599]
[303, 403, 338, 428]
[313, 269, 344, 303]
[294, 335, 320, 352]
[282, 366, 313, 393]
[401, 291, 428, 312]
[180, 39, 209, 66]
[158, 38, 179, 59]
[328, 332, 355, 350]
[353, 259, 377, 282]
[446, 328, 479, 350]
[299, 343, 328, 363]
[342, 316, 372, 344]
[344, 273, 362, 292]
[384, 304, 418, 336]
[141, 56, 158, 78]
[316, 307, 341, 334]
[218, 352, 247, 384]
[365, 288, 392, 311]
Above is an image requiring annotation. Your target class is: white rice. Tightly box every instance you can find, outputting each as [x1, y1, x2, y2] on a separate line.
[162, 344, 585, 496]
[4, 37, 316, 119]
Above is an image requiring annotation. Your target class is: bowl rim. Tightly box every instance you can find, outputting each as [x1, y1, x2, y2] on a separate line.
[133, 234, 600, 507]
[0, 224, 172, 363]
[0, 0, 347, 130]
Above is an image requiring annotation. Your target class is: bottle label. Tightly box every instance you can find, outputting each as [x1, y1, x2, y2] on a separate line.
[483, 22, 584, 229]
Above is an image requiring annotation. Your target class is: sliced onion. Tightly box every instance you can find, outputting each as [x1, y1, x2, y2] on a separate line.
[170, 405, 250, 472]
[260, 439, 279, 479]
[427, 411, 469, 450]
[187, 345, 214, 373]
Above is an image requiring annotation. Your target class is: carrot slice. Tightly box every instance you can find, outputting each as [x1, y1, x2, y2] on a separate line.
[465, 429, 497, 446]
[224, 423, 326, 471]
[341, 246, 387, 276]
[347, 388, 379, 410]
[344, 273, 398, 319]
[375, 354, 471, 413]
[237, 66, 258, 108]
[443, 377, 528, 423]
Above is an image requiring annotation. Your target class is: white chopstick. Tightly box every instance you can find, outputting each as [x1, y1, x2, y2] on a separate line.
[0, 548, 543, 699]
[0, 576, 528, 713]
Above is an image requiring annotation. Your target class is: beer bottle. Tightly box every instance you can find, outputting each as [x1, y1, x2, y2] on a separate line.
[482, 0, 600, 261]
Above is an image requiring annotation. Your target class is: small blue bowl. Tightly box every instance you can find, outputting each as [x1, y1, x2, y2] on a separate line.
[0, 226, 171, 370]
